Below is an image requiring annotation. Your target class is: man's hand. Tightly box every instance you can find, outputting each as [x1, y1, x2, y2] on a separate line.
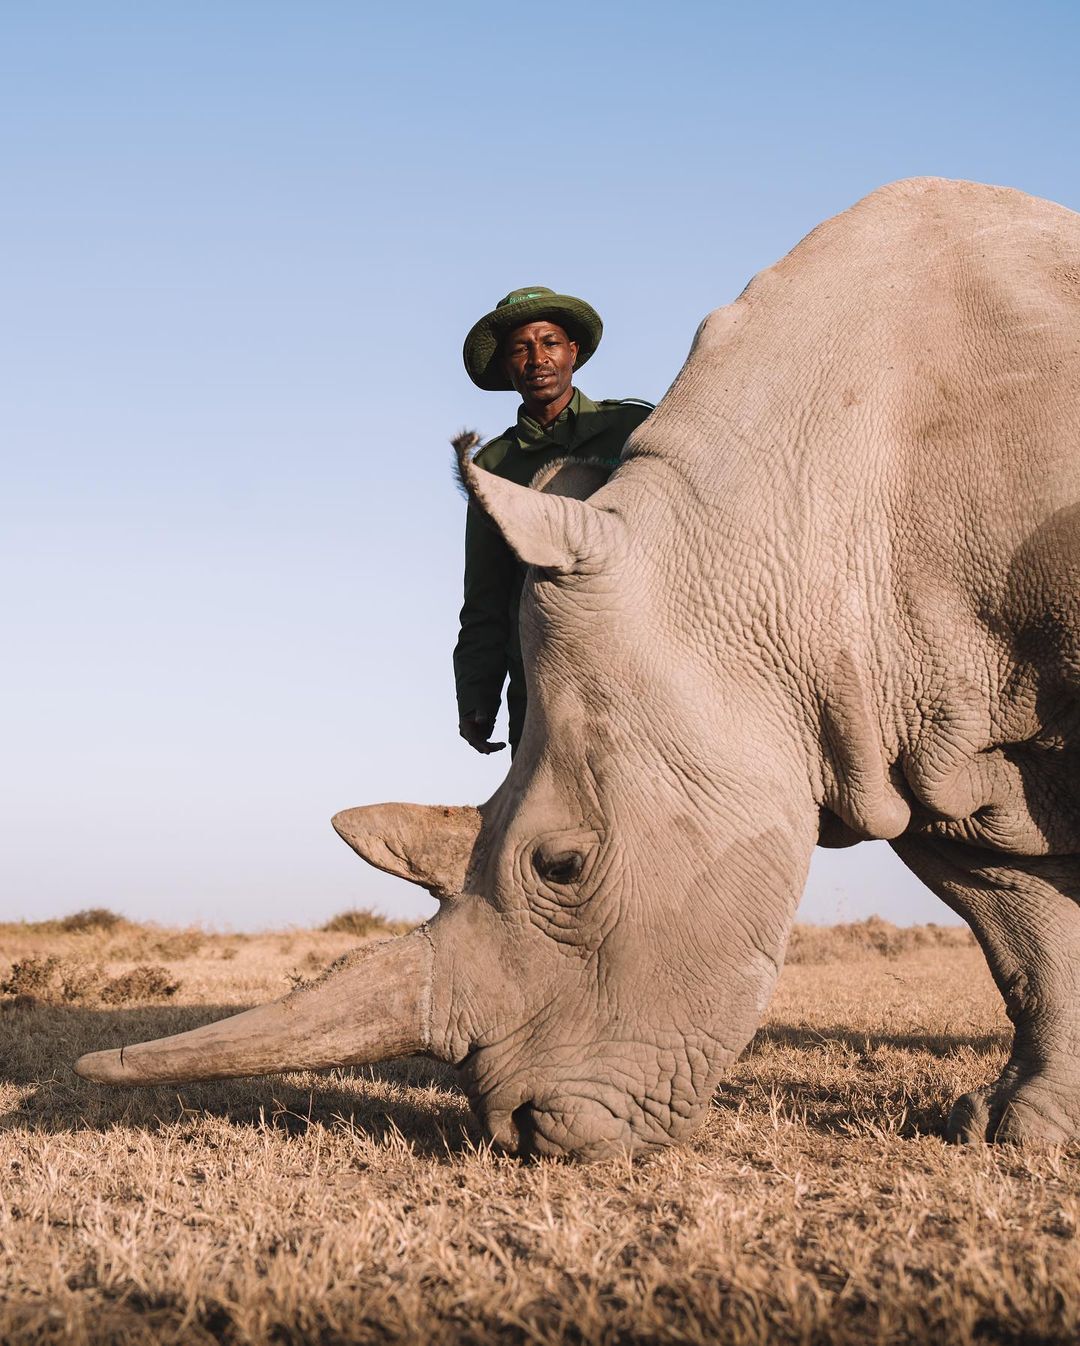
[458, 711, 506, 754]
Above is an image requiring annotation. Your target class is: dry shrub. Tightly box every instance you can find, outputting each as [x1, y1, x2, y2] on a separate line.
[0, 956, 105, 1005]
[56, 907, 126, 933]
[320, 907, 416, 937]
[99, 965, 180, 1004]
[1, 956, 63, 1001]
[786, 915, 974, 964]
[0, 958, 178, 1006]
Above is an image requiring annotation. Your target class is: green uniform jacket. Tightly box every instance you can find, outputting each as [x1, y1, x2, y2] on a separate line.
[453, 388, 652, 746]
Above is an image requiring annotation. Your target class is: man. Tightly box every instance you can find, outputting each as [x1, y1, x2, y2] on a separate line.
[454, 286, 652, 755]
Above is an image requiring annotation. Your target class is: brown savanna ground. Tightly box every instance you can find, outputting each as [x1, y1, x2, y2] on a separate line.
[1, 910, 1077, 1346]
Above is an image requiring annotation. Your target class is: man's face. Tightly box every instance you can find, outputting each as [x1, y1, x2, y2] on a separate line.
[501, 320, 578, 415]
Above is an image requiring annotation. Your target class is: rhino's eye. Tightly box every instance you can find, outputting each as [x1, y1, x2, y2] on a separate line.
[533, 848, 585, 886]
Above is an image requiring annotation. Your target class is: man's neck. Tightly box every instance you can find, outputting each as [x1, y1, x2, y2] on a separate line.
[522, 385, 575, 428]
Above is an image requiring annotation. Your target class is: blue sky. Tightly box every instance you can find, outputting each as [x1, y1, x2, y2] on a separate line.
[2, 1, 1077, 928]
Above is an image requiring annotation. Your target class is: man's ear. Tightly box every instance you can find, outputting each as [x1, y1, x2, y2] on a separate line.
[452, 432, 622, 574]
[569, 339, 579, 368]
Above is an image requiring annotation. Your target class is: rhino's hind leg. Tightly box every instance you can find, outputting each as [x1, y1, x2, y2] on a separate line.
[892, 835, 1080, 1145]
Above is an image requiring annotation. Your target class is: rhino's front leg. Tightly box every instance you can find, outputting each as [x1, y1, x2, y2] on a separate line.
[892, 835, 1080, 1145]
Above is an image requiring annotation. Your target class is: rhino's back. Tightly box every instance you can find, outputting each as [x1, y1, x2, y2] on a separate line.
[619, 179, 1080, 858]
[644, 176, 1080, 586]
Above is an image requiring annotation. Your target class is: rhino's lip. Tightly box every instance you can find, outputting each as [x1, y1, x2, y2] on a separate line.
[482, 1089, 665, 1161]
[457, 1039, 691, 1160]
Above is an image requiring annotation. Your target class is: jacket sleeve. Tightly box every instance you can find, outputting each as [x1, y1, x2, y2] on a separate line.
[453, 502, 514, 723]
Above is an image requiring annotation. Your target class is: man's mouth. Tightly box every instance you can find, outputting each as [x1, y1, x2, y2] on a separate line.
[527, 371, 555, 386]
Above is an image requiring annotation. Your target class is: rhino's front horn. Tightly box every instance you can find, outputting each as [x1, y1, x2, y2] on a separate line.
[332, 803, 481, 898]
[73, 930, 438, 1086]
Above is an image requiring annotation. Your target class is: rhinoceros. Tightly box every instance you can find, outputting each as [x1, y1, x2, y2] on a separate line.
[75, 177, 1080, 1160]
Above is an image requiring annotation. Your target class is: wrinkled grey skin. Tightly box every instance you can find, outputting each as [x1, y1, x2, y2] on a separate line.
[76, 179, 1080, 1159]
[401, 177, 1080, 1157]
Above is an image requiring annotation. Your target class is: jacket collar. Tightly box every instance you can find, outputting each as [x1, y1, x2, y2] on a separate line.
[514, 388, 598, 451]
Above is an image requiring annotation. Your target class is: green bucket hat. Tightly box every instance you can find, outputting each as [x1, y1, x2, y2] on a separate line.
[463, 286, 603, 391]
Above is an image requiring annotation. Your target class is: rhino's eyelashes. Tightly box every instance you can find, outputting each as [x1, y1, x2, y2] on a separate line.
[533, 848, 586, 886]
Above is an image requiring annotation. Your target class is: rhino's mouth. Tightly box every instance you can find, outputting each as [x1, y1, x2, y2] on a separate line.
[483, 1092, 640, 1162]
[464, 1047, 694, 1162]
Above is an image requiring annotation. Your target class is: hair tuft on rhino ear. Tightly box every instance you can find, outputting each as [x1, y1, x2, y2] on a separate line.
[452, 432, 622, 574]
[451, 429, 481, 500]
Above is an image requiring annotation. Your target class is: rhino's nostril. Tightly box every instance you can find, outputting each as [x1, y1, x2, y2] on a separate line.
[510, 1101, 540, 1159]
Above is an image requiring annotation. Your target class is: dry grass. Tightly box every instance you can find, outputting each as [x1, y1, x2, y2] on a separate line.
[1, 914, 1077, 1345]
[785, 914, 974, 963]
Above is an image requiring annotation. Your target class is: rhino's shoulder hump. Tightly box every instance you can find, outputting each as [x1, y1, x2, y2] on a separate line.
[827, 176, 1080, 245]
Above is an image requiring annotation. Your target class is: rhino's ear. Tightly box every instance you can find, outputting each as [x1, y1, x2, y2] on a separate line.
[332, 803, 482, 899]
[454, 432, 622, 574]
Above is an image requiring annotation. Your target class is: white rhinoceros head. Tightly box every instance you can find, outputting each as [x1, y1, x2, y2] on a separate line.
[74, 434, 818, 1160]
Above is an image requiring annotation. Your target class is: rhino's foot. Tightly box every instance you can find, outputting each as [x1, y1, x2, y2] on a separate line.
[947, 1078, 1078, 1146]
[945, 1088, 991, 1144]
